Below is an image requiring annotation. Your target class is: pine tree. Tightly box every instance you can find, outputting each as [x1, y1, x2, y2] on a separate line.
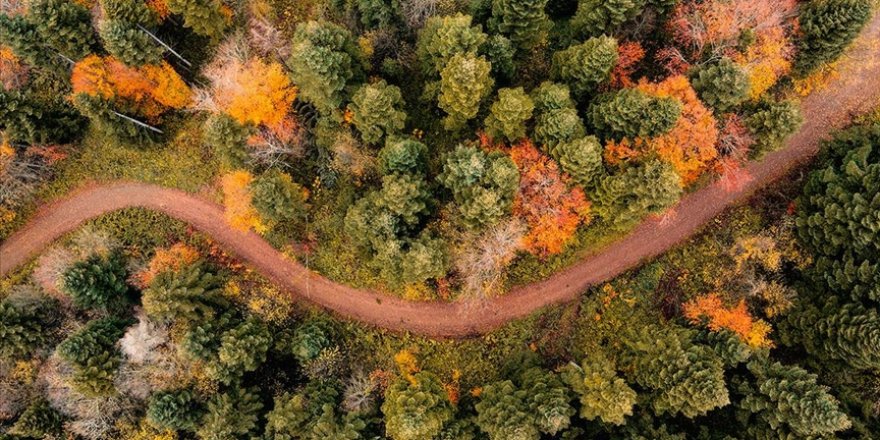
[746, 99, 802, 158]
[519, 367, 574, 435]
[204, 113, 252, 170]
[56, 317, 131, 396]
[531, 82, 586, 149]
[416, 13, 487, 75]
[263, 381, 342, 439]
[353, 0, 401, 29]
[142, 262, 227, 323]
[571, 0, 646, 38]
[561, 353, 636, 426]
[439, 145, 520, 228]
[197, 387, 264, 440]
[100, 0, 160, 25]
[348, 80, 407, 145]
[0, 14, 50, 67]
[787, 298, 880, 371]
[165, 0, 229, 40]
[0, 90, 85, 145]
[72, 93, 159, 145]
[551, 36, 618, 99]
[29, 0, 96, 60]
[147, 389, 202, 431]
[689, 58, 750, 113]
[288, 20, 360, 115]
[62, 250, 131, 311]
[291, 321, 335, 364]
[738, 359, 851, 436]
[489, 0, 551, 50]
[209, 318, 272, 384]
[484, 87, 535, 142]
[0, 291, 58, 359]
[550, 136, 605, 189]
[438, 52, 494, 131]
[591, 159, 682, 230]
[474, 380, 540, 440]
[8, 399, 63, 438]
[382, 372, 455, 440]
[588, 88, 682, 140]
[378, 137, 428, 175]
[251, 169, 308, 226]
[481, 35, 516, 81]
[99, 20, 164, 67]
[377, 173, 431, 225]
[795, 0, 872, 75]
[531, 81, 576, 112]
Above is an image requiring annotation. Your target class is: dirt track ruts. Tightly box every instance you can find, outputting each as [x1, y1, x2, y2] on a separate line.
[3, 15, 880, 337]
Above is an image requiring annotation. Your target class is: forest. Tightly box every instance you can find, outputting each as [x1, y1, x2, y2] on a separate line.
[1, 0, 880, 438]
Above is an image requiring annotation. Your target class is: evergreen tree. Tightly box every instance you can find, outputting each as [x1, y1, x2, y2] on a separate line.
[291, 321, 335, 364]
[263, 381, 344, 439]
[795, 0, 872, 74]
[147, 389, 202, 431]
[400, 235, 450, 284]
[746, 99, 803, 158]
[377, 173, 431, 225]
[288, 21, 360, 115]
[481, 35, 516, 81]
[591, 159, 682, 230]
[474, 380, 539, 440]
[197, 387, 264, 440]
[0, 291, 59, 359]
[531, 81, 576, 112]
[519, 367, 574, 435]
[100, 0, 160, 25]
[142, 262, 227, 324]
[534, 108, 586, 149]
[310, 404, 368, 439]
[0, 90, 85, 145]
[551, 36, 618, 99]
[347, 80, 407, 145]
[353, 0, 401, 29]
[8, 399, 63, 438]
[796, 123, 880, 301]
[705, 329, 753, 368]
[438, 52, 494, 131]
[416, 13, 487, 75]
[29, 0, 96, 60]
[484, 87, 535, 142]
[378, 138, 428, 175]
[165, 0, 229, 40]
[209, 318, 272, 384]
[180, 309, 239, 362]
[204, 113, 252, 170]
[72, 94, 159, 145]
[571, 0, 646, 38]
[787, 298, 880, 371]
[738, 360, 851, 437]
[62, 250, 131, 311]
[561, 353, 636, 426]
[588, 88, 682, 140]
[56, 317, 131, 396]
[439, 145, 520, 228]
[99, 20, 164, 67]
[689, 58, 750, 113]
[550, 136, 605, 189]
[251, 169, 308, 226]
[489, 0, 551, 50]
[382, 372, 455, 440]
[0, 14, 49, 67]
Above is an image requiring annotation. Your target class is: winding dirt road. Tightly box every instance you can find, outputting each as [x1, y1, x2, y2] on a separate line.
[3, 15, 880, 337]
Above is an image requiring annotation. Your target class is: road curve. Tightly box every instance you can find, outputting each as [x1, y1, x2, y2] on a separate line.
[3, 15, 880, 337]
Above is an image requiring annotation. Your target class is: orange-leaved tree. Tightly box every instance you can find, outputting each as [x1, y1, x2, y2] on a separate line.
[636, 75, 719, 185]
[221, 170, 267, 234]
[609, 41, 645, 89]
[135, 242, 201, 287]
[509, 140, 592, 257]
[732, 27, 794, 100]
[71, 55, 191, 119]
[683, 292, 774, 348]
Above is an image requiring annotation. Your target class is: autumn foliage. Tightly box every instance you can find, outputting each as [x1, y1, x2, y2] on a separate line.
[211, 58, 297, 131]
[608, 41, 645, 89]
[683, 293, 773, 348]
[71, 55, 191, 119]
[509, 140, 591, 257]
[221, 170, 266, 233]
[135, 243, 200, 287]
[733, 28, 794, 100]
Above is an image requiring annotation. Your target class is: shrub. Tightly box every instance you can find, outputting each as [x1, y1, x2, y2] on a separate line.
[56, 317, 131, 396]
[348, 80, 407, 145]
[488, 0, 551, 50]
[484, 87, 535, 142]
[416, 13, 487, 75]
[382, 372, 455, 440]
[561, 353, 636, 426]
[378, 137, 428, 175]
[142, 262, 227, 324]
[288, 21, 359, 114]
[795, 0, 871, 75]
[551, 36, 618, 99]
[588, 88, 682, 140]
[62, 250, 131, 311]
[197, 387, 263, 440]
[591, 159, 681, 230]
[689, 58, 750, 112]
[438, 52, 494, 131]
[251, 169, 309, 226]
[746, 100, 803, 159]
[147, 390, 201, 431]
[439, 145, 520, 228]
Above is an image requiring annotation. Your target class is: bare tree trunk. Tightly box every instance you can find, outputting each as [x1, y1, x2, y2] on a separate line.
[137, 24, 192, 67]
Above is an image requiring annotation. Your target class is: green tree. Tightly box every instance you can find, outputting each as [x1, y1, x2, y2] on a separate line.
[378, 138, 428, 175]
[0, 90, 85, 145]
[531, 81, 576, 111]
[263, 381, 343, 439]
[147, 389, 202, 431]
[288, 21, 360, 115]
[588, 88, 681, 140]
[347, 80, 407, 145]
[561, 353, 636, 426]
[72, 93, 159, 145]
[439, 145, 520, 228]
[738, 359, 851, 437]
[621, 326, 729, 418]
[438, 52, 494, 131]
[551, 36, 618, 99]
[795, 0, 872, 75]
[0, 290, 59, 359]
[746, 99, 803, 158]
[787, 298, 880, 371]
[484, 87, 535, 142]
[489, 0, 551, 50]
[56, 317, 131, 396]
[310, 405, 368, 439]
[591, 159, 682, 230]
[100, 0, 160, 25]
[400, 235, 449, 284]
[29, 0, 96, 60]
[9, 399, 63, 438]
[550, 136, 605, 189]
[481, 35, 516, 81]
[796, 123, 879, 300]
[382, 372, 455, 440]
[353, 0, 401, 29]
[416, 13, 487, 75]
[571, 0, 646, 38]
[0, 14, 49, 67]
[534, 108, 586, 149]
[165, 0, 229, 40]
[377, 173, 431, 225]
[519, 368, 574, 435]
[142, 262, 227, 324]
[474, 380, 539, 440]
[209, 318, 272, 384]
[291, 321, 335, 364]
[197, 387, 263, 440]
[689, 58, 750, 113]
[251, 169, 308, 226]
[204, 114, 252, 170]
[180, 310, 238, 362]
[62, 250, 131, 311]
[99, 20, 164, 67]
[344, 192, 402, 253]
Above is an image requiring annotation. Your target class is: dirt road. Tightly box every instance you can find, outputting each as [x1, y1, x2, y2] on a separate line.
[2, 15, 879, 337]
